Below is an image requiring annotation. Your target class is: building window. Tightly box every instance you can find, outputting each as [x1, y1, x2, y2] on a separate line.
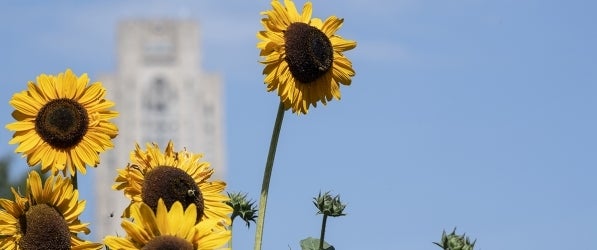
[141, 77, 179, 145]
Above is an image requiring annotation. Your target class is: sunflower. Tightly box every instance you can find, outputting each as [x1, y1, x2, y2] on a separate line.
[104, 199, 230, 250]
[113, 141, 231, 225]
[257, 0, 356, 114]
[6, 69, 119, 175]
[0, 171, 102, 249]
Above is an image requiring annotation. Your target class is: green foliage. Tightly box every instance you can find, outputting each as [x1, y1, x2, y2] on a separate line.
[434, 228, 476, 250]
[0, 155, 26, 199]
[0, 155, 46, 200]
[300, 237, 335, 250]
[0, 155, 9, 199]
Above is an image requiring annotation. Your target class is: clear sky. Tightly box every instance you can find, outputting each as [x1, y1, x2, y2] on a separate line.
[1, 0, 596, 249]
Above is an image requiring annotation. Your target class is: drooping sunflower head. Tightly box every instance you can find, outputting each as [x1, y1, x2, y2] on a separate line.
[113, 141, 232, 225]
[6, 69, 119, 175]
[258, 0, 357, 114]
[0, 171, 102, 249]
[103, 199, 231, 250]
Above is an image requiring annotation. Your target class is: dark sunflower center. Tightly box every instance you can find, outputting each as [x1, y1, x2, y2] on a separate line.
[35, 98, 89, 149]
[284, 22, 334, 83]
[143, 235, 194, 250]
[19, 204, 70, 250]
[141, 166, 204, 222]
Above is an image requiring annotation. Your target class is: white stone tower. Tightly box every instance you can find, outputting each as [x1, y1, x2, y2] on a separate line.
[94, 19, 226, 238]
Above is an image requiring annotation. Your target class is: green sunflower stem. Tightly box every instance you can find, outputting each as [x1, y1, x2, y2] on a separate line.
[319, 214, 328, 250]
[228, 223, 233, 249]
[254, 102, 286, 250]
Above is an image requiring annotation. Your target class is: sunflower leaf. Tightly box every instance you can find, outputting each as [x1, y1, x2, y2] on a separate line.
[300, 237, 335, 250]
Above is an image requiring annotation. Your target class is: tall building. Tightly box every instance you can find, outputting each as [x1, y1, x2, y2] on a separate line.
[94, 19, 226, 238]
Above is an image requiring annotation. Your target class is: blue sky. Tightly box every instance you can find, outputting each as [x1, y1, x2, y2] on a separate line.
[1, 0, 596, 249]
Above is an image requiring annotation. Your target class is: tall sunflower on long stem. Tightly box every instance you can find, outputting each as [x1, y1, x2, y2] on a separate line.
[255, 0, 356, 249]
[5, 69, 118, 177]
[258, 0, 356, 114]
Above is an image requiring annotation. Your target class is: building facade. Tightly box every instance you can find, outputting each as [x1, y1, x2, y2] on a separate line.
[94, 19, 226, 238]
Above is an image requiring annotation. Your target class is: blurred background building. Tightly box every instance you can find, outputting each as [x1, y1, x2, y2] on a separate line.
[94, 19, 226, 237]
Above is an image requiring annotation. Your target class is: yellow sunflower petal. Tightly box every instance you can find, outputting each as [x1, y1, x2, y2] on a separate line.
[13, 131, 42, 153]
[321, 16, 344, 37]
[283, 0, 301, 22]
[103, 236, 138, 249]
[37, 74, 58, 100]
[270, 0, 291, 27]
[5, 121, 35, 132]
[121, 220, 152, 244]
[168, 202, 185, 234]
[310, 17, 323, 29]
[9, 96, 40, 117]
[155, 199, 170, 235]
[28, 81, 49, 104]
[177, 203, 197, 239]
[27, 171, 43, 201]
[0, 240, 18, 250]
[59, 69, 78, 98]
[72, 73, 89, 100]
[195, 218, 232, 249]
[71, 241, 103, 250]
[301, 1, 313, 23]
[140, 203, 161, 237]
[330, 36, 357, 51]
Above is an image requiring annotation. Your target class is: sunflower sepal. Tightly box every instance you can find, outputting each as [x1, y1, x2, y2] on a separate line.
[226, 191, 258, 228]
[313, 191, 346, 217]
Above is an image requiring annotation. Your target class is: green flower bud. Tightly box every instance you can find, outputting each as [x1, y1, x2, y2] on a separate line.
[226, 191, 258, 228]
[433, 228, 476, 250]
[313, 191, 346, 217]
